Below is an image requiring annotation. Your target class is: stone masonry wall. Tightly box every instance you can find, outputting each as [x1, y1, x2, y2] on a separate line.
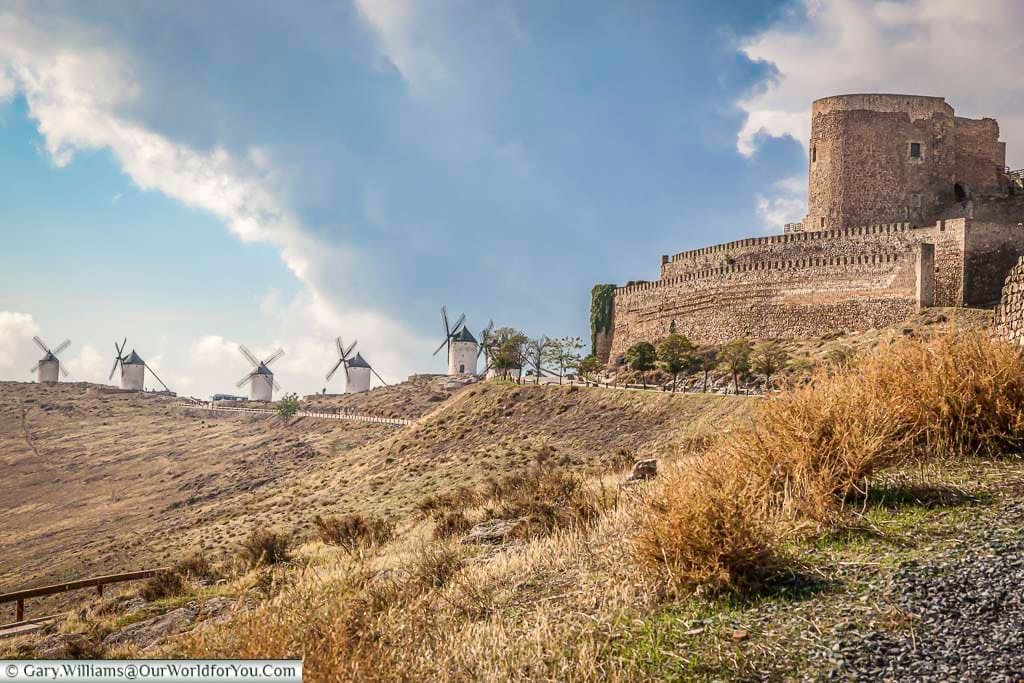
[661, 220, 967, 308]
[610, 246, 925, 358]
[804, 94, 1006, 231]
[994, 257, 1024, 345]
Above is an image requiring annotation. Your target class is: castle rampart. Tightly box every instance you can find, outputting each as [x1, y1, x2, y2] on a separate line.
[593, 95, 1024, 365]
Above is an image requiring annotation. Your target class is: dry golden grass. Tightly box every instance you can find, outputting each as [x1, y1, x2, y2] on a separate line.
[637, 330, 1024, 592]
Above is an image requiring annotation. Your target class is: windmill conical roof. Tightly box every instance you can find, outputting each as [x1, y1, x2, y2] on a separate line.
[452, 327, 477, 343]
[124, 350, 145, 365]
[348, 352, 371, 369]
[41, 352, 57, 362]
[255, 362, 274, 375]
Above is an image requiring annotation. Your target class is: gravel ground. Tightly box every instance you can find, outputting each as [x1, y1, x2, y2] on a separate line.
[829, 500, 1024, 681]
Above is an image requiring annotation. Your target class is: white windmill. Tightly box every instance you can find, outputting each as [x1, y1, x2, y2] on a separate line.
[433, 306, 478, 376]
[325, 337, 388, 394]
[236, 344, 284, 401]
[108, 338, 170, 392]
[29, 336, 71, 383]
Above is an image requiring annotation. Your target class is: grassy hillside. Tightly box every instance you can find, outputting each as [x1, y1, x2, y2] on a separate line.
[262, 382, 756, 522]
[0, 382, 392, 598]
[0, 379, 751, 622]
[301, 374, 470, 420]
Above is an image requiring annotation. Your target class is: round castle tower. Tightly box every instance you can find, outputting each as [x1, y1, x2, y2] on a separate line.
[804, 94, 1006, 231]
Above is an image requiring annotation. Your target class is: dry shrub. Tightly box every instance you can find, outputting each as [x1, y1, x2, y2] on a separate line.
[480, 461, 612, 537]
[239, 528, 291, 568]
[314, 514, 394, 552]
[173, 551, 220, 581]
[140, 569, 186, 601]
[431, 510, 471, 539]
[638, 330, 1024, 592]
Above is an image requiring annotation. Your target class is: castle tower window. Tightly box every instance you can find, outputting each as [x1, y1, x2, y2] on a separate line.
[820, 217, 825, 228]
[909, 142, 922, 159]
[811, 145, 817, 163]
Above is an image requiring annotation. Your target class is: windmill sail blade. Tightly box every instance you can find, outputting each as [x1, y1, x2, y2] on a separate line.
[272, 378, 281, 391]
[336, 337, 344, 358]
[236, 373, 254, 389]
[369, 365, 389, 386]
[432, 338, 449, 356]
[442, 306, 450, 337]
[326, 358, 344, 382]
[52, 339, 72, 356]
[32, 336, 50, 354]
[344, 363, 350, 382]
[145, 363, 170, 392]
[264, 348, 285, 366]
[238, 344, 260, 368]
[108, 357, 121, 381]
[450, 313, 466, 334]
[343, 340, 357, 359]
[58, 362, 69, 378]
[28, 361, 40, 373]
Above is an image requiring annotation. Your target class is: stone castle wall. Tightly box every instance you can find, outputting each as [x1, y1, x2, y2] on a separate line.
[661, 220, 967, 307]
[995, 257, 1024, 345]
[611, 240, 927, 357]
[609, 218, 1024, 359]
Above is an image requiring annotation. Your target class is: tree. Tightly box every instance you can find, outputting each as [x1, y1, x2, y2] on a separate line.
[525, 336, 553, 384]
[277, 392, 300, 420]
[656, 333, 697, 392]
[718, 339, 752, 395]
[624, 341, 657, 388]
[578, 355, 602, 382]
[488, 328, 527, 380]
[696, 345, 719, 393]
[543, 336, 585, 384]
[750, 340, 789, 391]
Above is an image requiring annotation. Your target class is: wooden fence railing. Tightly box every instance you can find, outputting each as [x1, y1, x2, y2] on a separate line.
[0, 567, 169, 624]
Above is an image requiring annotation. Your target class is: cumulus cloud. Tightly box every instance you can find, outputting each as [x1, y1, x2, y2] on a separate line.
[0, 7, 429, 396]
[737, 0, 1024, 166]
[0, 311, 41, 376]
[755, 176, 806, 232]
[64, 343, 107, 383]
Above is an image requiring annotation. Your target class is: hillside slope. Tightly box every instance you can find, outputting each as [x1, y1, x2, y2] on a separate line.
[0, 380, 753, 614]
[0, 382, 391, 597]
[256, 382, 757, 522]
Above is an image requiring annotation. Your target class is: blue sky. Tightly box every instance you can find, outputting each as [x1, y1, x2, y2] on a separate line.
[2, 0, 1023, 397]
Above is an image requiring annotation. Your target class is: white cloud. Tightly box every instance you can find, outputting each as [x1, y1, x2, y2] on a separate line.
[0, 8, 431, 397]
[64, 343, 107, 383]
[353, 0, 448, 92]
[737, 0, 1024, 166]
[0, 311, 41, 375]
[755, 176, 806, 233]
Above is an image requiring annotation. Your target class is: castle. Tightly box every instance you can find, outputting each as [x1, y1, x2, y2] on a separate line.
[592, 94, 1024, 362]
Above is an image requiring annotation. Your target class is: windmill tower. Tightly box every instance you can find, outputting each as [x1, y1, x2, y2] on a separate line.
[236, 344, 284, 401]
[108, 338, 170, 392]
[326, 337, 388, 394]
[29, 336, 71, 384]
[433, 306, 478, 376]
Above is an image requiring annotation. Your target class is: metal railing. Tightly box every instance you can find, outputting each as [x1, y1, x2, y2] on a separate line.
[1, 567, 169, 625]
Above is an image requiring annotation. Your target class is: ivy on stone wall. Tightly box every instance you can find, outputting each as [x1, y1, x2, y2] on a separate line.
[590, 284, 617, 356]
